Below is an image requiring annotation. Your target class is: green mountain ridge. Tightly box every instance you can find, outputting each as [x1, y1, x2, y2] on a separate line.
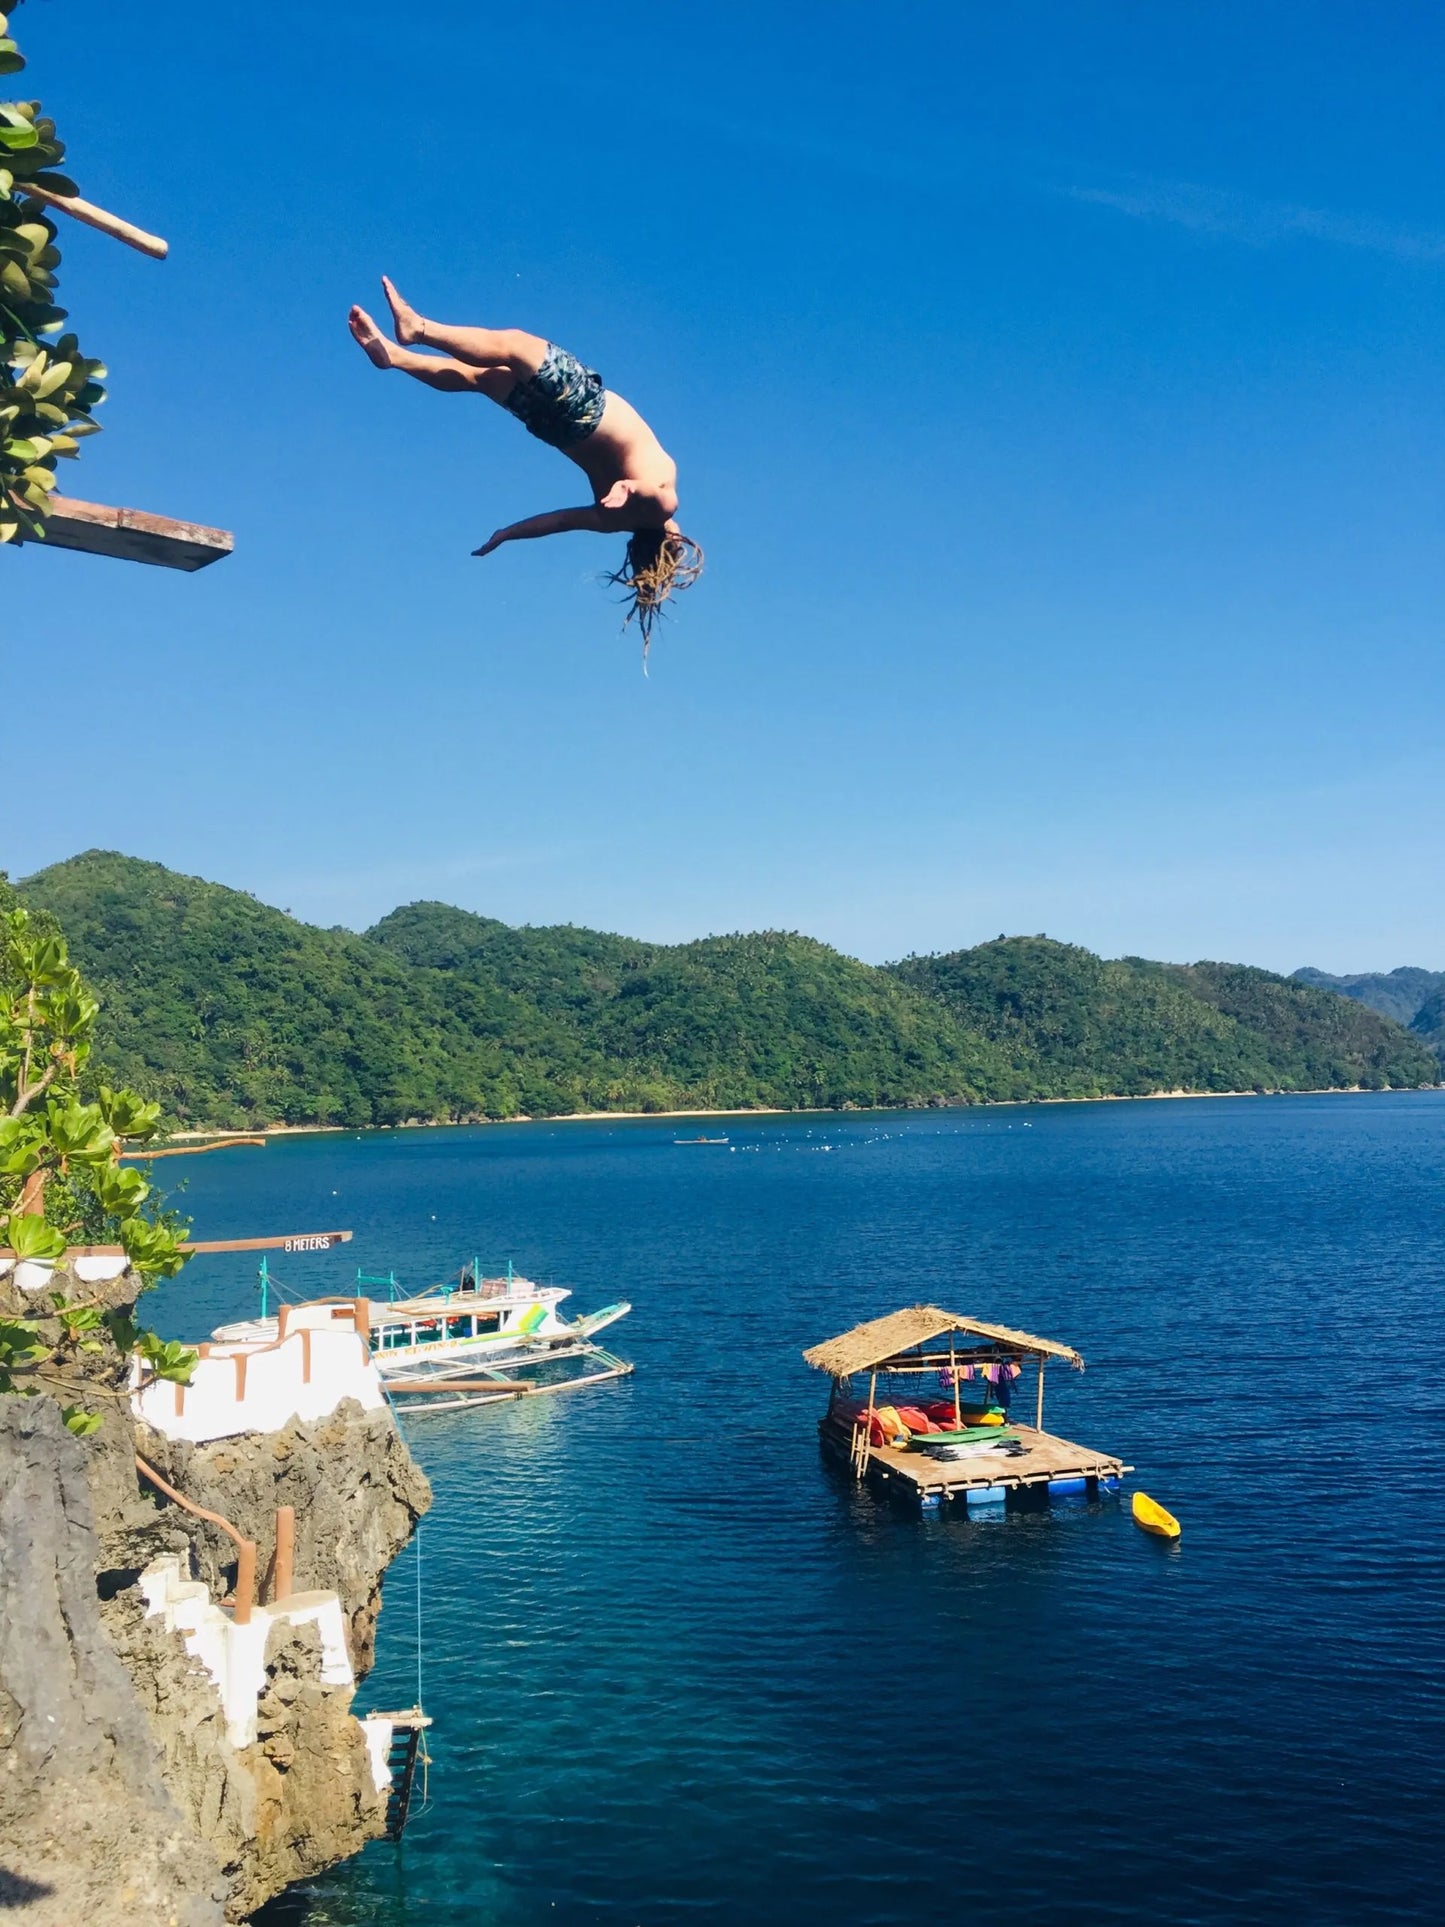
[14, 851, 1437, 1129]
[1292, 966, 1445, 1066]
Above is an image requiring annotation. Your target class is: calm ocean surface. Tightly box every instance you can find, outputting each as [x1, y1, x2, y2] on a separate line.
[145, 1095, 1445, 1927]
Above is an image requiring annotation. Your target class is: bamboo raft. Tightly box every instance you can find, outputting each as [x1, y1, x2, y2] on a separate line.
[819, 1413, 1128, 1508]
[805, 1306, 1130, 1513]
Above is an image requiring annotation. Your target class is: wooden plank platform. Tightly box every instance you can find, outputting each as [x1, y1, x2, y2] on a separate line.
[823, 1419, 1129, 1507]
[30, 495, 233, 571]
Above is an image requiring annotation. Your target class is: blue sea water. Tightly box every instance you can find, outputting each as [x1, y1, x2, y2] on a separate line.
[145, 1095, 1445, 1927]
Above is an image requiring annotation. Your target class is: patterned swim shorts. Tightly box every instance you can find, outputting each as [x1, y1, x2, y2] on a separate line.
[502, 342, 606, 449]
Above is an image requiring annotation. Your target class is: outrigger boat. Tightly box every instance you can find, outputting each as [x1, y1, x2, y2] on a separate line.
[213, 1257, 633, 1416]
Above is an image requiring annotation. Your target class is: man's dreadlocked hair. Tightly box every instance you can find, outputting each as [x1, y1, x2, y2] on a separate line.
[606, 529, 705, 658]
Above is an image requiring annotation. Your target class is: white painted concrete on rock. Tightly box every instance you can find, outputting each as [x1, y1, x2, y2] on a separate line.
[360, 1716, 396, 1794]
[139, 1554, 358, 1749]
[0, 1254, 131, 1286]
[0, 1257, 59, 1293]
[72, 1254, 131, 1282]
[132, 1315, 385, 1443]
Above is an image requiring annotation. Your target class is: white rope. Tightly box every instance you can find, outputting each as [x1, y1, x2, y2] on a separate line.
[385, 1390, 432, 1818]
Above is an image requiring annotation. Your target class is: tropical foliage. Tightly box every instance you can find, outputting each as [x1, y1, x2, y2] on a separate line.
[0, 5, 107, 542]
[17, 852, 1438, 1129]
[1408, 988, 1445, 1065]
[1293, 966, 1445, 1066]
[893, 939, 1436, 1097]
[0, 879, 192, 1431]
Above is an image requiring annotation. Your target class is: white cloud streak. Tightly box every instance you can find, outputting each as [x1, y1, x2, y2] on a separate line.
[1070, 178, 1445, 262]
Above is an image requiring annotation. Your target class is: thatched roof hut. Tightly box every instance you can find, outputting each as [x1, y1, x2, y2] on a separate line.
[803, 1305, 1084, 1379]
[803, 1306, 1123, 1506]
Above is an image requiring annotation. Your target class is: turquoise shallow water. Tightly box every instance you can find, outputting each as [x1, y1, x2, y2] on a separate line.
[146, 1095, 1445, 1926]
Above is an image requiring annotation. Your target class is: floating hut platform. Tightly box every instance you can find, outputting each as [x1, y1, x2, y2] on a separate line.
[804, 1306, 1130, 1512]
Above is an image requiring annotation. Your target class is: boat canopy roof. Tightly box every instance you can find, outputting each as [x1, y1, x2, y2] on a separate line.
[802, 1305, 1084, 1378]
[367, 1284, 567, 1323]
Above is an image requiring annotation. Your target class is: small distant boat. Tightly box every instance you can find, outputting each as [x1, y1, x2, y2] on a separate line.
[1132, 1491, 1181, 1539]
[673, 1134, 729, 1145]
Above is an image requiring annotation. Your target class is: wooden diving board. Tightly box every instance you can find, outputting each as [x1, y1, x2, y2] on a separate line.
[34, 495, 233, 571]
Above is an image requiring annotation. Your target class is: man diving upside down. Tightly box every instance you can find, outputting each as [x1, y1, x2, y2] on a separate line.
[349, 278, 702, 650]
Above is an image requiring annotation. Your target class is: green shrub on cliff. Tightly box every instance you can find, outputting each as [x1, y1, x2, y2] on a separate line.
[0, 878, 193, 1431]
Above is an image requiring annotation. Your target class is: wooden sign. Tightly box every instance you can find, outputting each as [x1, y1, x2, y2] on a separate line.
[0, 1230, 353, 1261]
[189, 1230, 353, 1255]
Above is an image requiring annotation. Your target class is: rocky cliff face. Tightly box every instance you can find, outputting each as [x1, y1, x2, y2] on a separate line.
[0, 1263, 430, 1924]
[0, 1396, 227, 1927]
[131, 1402, 430, 1674]
[104, 1589, 393, 1921]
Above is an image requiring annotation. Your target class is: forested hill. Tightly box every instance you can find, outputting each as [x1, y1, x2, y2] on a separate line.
[891, 941, 1437, 1098]
[1293, 966, 1445, 1066]
[15, 851, 1437, 1129]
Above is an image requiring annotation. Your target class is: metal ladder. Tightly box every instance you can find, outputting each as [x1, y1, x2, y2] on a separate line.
[369, 1708, 432, 1839]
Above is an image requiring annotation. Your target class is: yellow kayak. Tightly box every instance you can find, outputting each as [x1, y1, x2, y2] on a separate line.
[1132, 1491, 1181, 1539]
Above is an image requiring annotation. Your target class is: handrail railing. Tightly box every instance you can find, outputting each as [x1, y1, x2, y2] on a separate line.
[135, 1452, 258, 1625]
[135, 1457, 302, 1620]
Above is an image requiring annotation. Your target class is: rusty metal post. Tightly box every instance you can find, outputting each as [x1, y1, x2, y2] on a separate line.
[272, 1506, 295, 1603]
[234, 1539, 257, 1625]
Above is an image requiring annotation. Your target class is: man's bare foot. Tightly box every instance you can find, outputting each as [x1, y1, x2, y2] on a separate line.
[381, 275, 426, 345]
[349, 305, 396, 369]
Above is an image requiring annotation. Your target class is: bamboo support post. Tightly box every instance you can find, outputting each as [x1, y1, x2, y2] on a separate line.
[949, 1334, 962, 1431]
[1036, 1357, 1046, 1431]
[24, 182, 168, 259]
[860, 1370, 878, 1479]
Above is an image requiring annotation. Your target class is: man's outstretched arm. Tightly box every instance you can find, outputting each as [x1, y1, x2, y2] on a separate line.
[473, 506, 610, 556]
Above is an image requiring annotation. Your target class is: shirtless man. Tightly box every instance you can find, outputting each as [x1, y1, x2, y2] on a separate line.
[349, 278, 702, 648]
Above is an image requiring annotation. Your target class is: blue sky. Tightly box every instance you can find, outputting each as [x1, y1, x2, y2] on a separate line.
[5, 0, 1442, 971]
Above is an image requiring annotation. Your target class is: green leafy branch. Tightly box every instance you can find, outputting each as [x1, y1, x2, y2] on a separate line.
[0, 1305, 196, 1435]
[2, 887, 194, 1431]
[0, 7, 106, 543]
